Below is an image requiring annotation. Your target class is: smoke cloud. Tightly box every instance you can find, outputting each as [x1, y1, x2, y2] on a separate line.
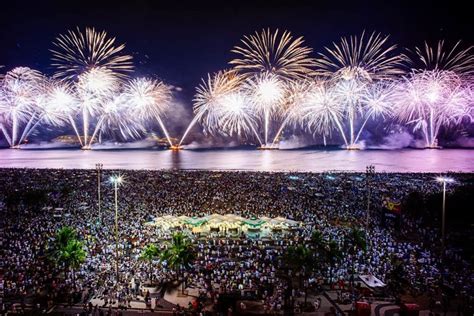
[278, 135, 313, 149]
[455, 136, 474, 148]
[90, 139, 158, 149]
[182, 139, 240, 149]
[368, 130, 414, 149]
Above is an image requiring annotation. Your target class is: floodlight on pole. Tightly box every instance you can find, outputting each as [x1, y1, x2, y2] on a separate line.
[435, 176, 455, 252]
[110, 174, 124, 285]
[365, 165, 375, 233]
[95, 163, 103, 220]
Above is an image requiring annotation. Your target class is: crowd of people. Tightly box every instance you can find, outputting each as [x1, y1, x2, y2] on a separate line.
[1, 168, 473, 314]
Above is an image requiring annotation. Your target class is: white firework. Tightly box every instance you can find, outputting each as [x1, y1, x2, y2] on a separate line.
[0, 67, 45, 147]
[394, 70, 471, 147]
[243, 72, 286, 145]
[123, 77, 174, 146]
[188, 70, 260, 144]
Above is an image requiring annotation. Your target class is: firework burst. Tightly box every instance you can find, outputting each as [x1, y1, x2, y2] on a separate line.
[243, 72, 287, 145]
[90, 94, 144, 143]
[71, 67, 120, 148]
[123, 77, 174, 146]
[331, 79, 368, 147]
[183, 70, 260, 145]
[280, 79, 396, 148]
[16, 80, 77, 145]
[315, 31, 405, 82]
[51, 26, 133, 80]
[394, 70, 471, 147]
[0, 67, 45, 147]
[296, 81, 345, 138]
[43, 82, 77, 126]
[263, 79, 311, 145]
[409, 40, 474, 75]
[230, 28, 316, 80]
[1, 27, 473, 150]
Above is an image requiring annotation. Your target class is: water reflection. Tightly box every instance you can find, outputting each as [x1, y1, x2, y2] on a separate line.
[0, 148, 472, 172]
[170, 150, 182, 169]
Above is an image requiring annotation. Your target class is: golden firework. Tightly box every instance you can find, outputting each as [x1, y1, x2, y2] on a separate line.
[315, 31, 405, 81]
[51, 27, 133, 80]
[230, 28, 316, 80]
[410, 40, 474, 75]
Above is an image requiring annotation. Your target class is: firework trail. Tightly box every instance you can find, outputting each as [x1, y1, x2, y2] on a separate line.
[123, 77, 174, 146]
[89, 94, 144, 144]
[315, 31, 405, 81]
[332, 79, 368, 147]
[265, 79, 311, 146]
[230, 29, 316, 147]
[243, 72, 286, 145]
[51, 27, 133, 80]
[278, 78, 397, 148]
[0, 67, 45, 147]
[308, 31, 404, 147]
[396, 40, 474, 147]
[230, 28, 316, 80]
[47, 83, 81, 141]
[18, 80, 76, 144]
[394, 70, 471, 147]
[74, 67, 120, 148]
[281, 80, 346, 143]
[50, 27, 134, 148]
[409, 40, 474, 75]
[182, 70, 261, 146]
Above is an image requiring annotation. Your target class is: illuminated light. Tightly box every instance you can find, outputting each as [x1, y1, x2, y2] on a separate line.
[435, 176, 455, 183]
[110, 175, 124, 184]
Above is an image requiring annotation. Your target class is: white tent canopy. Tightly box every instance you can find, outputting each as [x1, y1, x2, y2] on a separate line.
[145, 213, 301, 237]
[359, 274, 386, 288]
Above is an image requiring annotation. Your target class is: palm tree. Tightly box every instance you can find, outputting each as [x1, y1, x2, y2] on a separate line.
[284, 245, 315, 306]
[325, 240, 342, 287]
[344, 227, 367, 304]
[386, 258, 409, 302]
[50, 226, 86, 290]
[54, 226, 77, 251]
[349, 228, 367, 252]
[140, 244, 161, 285]
[161, 232, 195, 293]
[49, 226, 77, 275]
[311, 229, 326, 252]
[310, 230, 343, 288]
[57, 239, 87, 289]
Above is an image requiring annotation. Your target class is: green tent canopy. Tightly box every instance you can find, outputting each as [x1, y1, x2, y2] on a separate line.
[184, 216, 208, 227]
[243, 217, 266, 227]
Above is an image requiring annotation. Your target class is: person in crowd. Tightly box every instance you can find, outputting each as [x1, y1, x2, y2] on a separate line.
[1, 169, 472, 313]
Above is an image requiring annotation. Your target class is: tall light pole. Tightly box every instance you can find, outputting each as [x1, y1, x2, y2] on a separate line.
[436, 176, 454, 252]
[110, 175, 123, 285]
[95, 163, 103, 221]
[365, 165, 375, 233]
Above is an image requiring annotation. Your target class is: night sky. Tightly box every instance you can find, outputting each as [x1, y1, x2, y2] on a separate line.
[1, 0, 472, 104]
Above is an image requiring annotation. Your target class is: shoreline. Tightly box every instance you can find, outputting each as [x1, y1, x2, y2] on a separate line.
[1, 149, 473, 173]
[0, 167, 473, 174]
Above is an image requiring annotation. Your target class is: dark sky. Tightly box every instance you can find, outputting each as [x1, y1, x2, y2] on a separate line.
[0, 0, 472, 102]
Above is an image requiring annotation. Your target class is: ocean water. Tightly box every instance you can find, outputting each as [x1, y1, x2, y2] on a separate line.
[0, 148, 473, 172]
